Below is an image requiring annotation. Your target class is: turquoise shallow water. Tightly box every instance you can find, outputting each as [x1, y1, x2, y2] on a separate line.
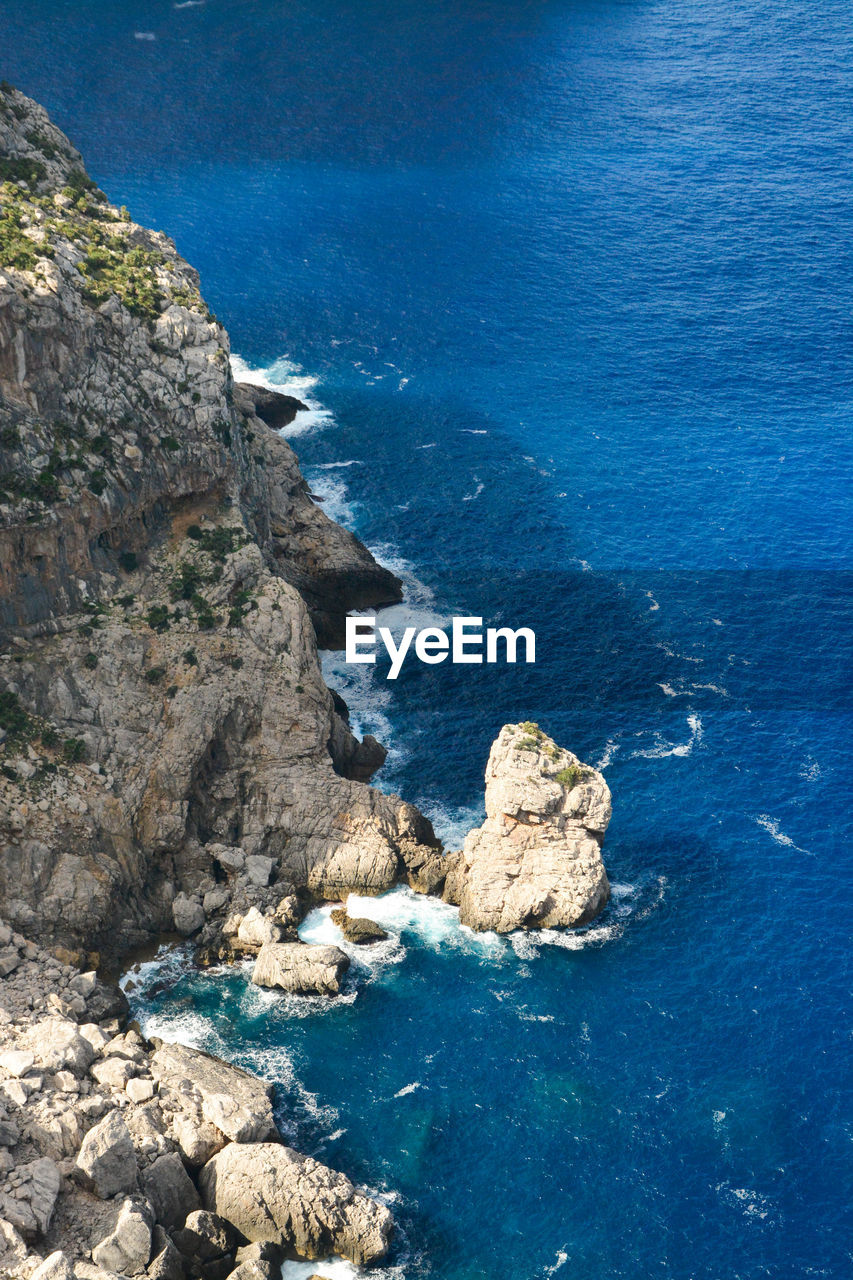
[5, 1, 852, 1275]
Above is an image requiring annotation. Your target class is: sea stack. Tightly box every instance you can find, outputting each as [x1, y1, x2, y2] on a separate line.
[444, 723, 611, 932]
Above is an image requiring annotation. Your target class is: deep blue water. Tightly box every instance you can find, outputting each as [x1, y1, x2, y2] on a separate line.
[4, 2, 852, 1277]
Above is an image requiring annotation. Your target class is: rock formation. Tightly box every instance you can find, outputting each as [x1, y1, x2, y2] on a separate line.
[329, 909, 388, 944]
[444, 722, 611, 931]
[0, 919, 394, 1277]
[251, 942, 350, 996]
[198, 1143, 393, 1264]
[0, 84, 438, 1277]
[0, 83, 436, 966]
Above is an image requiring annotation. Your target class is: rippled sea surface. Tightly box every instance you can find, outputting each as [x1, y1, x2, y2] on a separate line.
[6, 2, 852, 1276]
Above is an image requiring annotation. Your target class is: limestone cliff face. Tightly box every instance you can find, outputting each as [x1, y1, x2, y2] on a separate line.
[444, 723, 611, 932]
[0, 86, 429, 960]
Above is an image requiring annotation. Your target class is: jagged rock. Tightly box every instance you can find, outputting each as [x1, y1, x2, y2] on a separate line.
[147, 1226, 185, 1280]
[447, 724, 611, 932]
[30, 1250, 74, 1280]
[19, 1019, 96, 1076]
[142, 1152, 201, 1231]
[150, 1043, 277, 1151]
[251, 943, 350, 996]
[237, 384, 307, 432]
[210, 846, 245, 876]
[126, 1077, 155, 1104]
[244, 857, 275, 888]
[75, 1110, 138, 1198]
[172, 895, 205, 938]
[91, 1057, 137, 1090]
[228, 1262, 275, 1280]
[0, 1049, 35, 1078]
[92, 1199, 152, 1276]
[235, 908, 284, 950]
[274, 895, 301, 927]
[78, 1024, 110, 1055]
[0, 1114, 19, 1146]
[173, 1209, 236, 1276]
[0, 1156, 60, 1238]
[0, 1216, 29, 1272]
[330, 910, 388, 945]
[399, 839, 448, 895]
[198, 1143, 393, 1265]
[233, 1242, 282, 1268]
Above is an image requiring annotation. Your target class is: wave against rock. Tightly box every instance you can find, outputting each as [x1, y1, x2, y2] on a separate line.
[444, 722, 611, 931]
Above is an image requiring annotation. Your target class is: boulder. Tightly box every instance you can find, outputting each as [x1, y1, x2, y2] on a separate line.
[0, 1217, 29, 1273]
[245, 856, 275, 887]
[0, 1157, 60, 1238]
[229, 1262, 276, 1280]
[75, 1109, 138, 1198]
[92, 1199, 152, 1276]
[142, 1151, 201, 1230]
[447, 723, 611, 932]
[92, 1056, 137, 1090]
[20, 1018, 96, 1076]
[150, 1042, 277, 1153]
[198, 1142, 393, 1265]
[172, 894, 205, 937]
[0, 1114, 19, 1147]
[236, 907, 284, 950]
[147, 1226, 185, 1280]
[0, 1049, 35, 1078]
[126, 1076, 155, 1103]
[330, 910, 388, 945]
[398, 839, 448, 895]
[30, 1250, 74, 1280]
[210, 845, 245, 876]
[173, 1209, 237, 1278]
[251, 943, 349, 996]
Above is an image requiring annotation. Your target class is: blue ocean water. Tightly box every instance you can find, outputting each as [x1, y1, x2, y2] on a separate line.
[4, 2, 852, 1276]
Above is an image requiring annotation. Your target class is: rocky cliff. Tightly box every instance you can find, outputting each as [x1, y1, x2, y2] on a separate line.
[443, 722, 611, 931]
[0, 84, 435, 965]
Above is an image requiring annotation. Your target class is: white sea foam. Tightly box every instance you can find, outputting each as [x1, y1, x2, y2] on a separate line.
[654, 640, 703, 665]
[595, 738, 620, 770]
[394, 1081, 422, 1098]
[799, 756, 821, 781]
[462, 480, 485, 501]
[280, 1259, 361, 1280]
[754, 813, 809, 854]
[321, 650, 399, 759]
[134, 32, 156, 40]
[633, 714, 703, 759]
[311, 459, 363, 469]
[417, 799, 483, 851]
[304, 472, 357, 526]
[716, 1183, 774, 1222]
[230, 353, 333, 437]
[303, 886, 505, 961]
[544, 1250, 569, 1276]
[657, 683, 689, 698]
[299, 902, 408, 975]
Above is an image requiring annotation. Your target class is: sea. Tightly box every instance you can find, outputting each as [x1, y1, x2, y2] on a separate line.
[3, 2, 852, 1276]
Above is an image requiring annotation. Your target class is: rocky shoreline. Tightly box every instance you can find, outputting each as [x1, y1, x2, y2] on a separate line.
[0, 86, 611, 1277]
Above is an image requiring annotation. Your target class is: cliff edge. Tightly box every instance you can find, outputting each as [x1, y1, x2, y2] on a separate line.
[0, 84, 433, 964]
